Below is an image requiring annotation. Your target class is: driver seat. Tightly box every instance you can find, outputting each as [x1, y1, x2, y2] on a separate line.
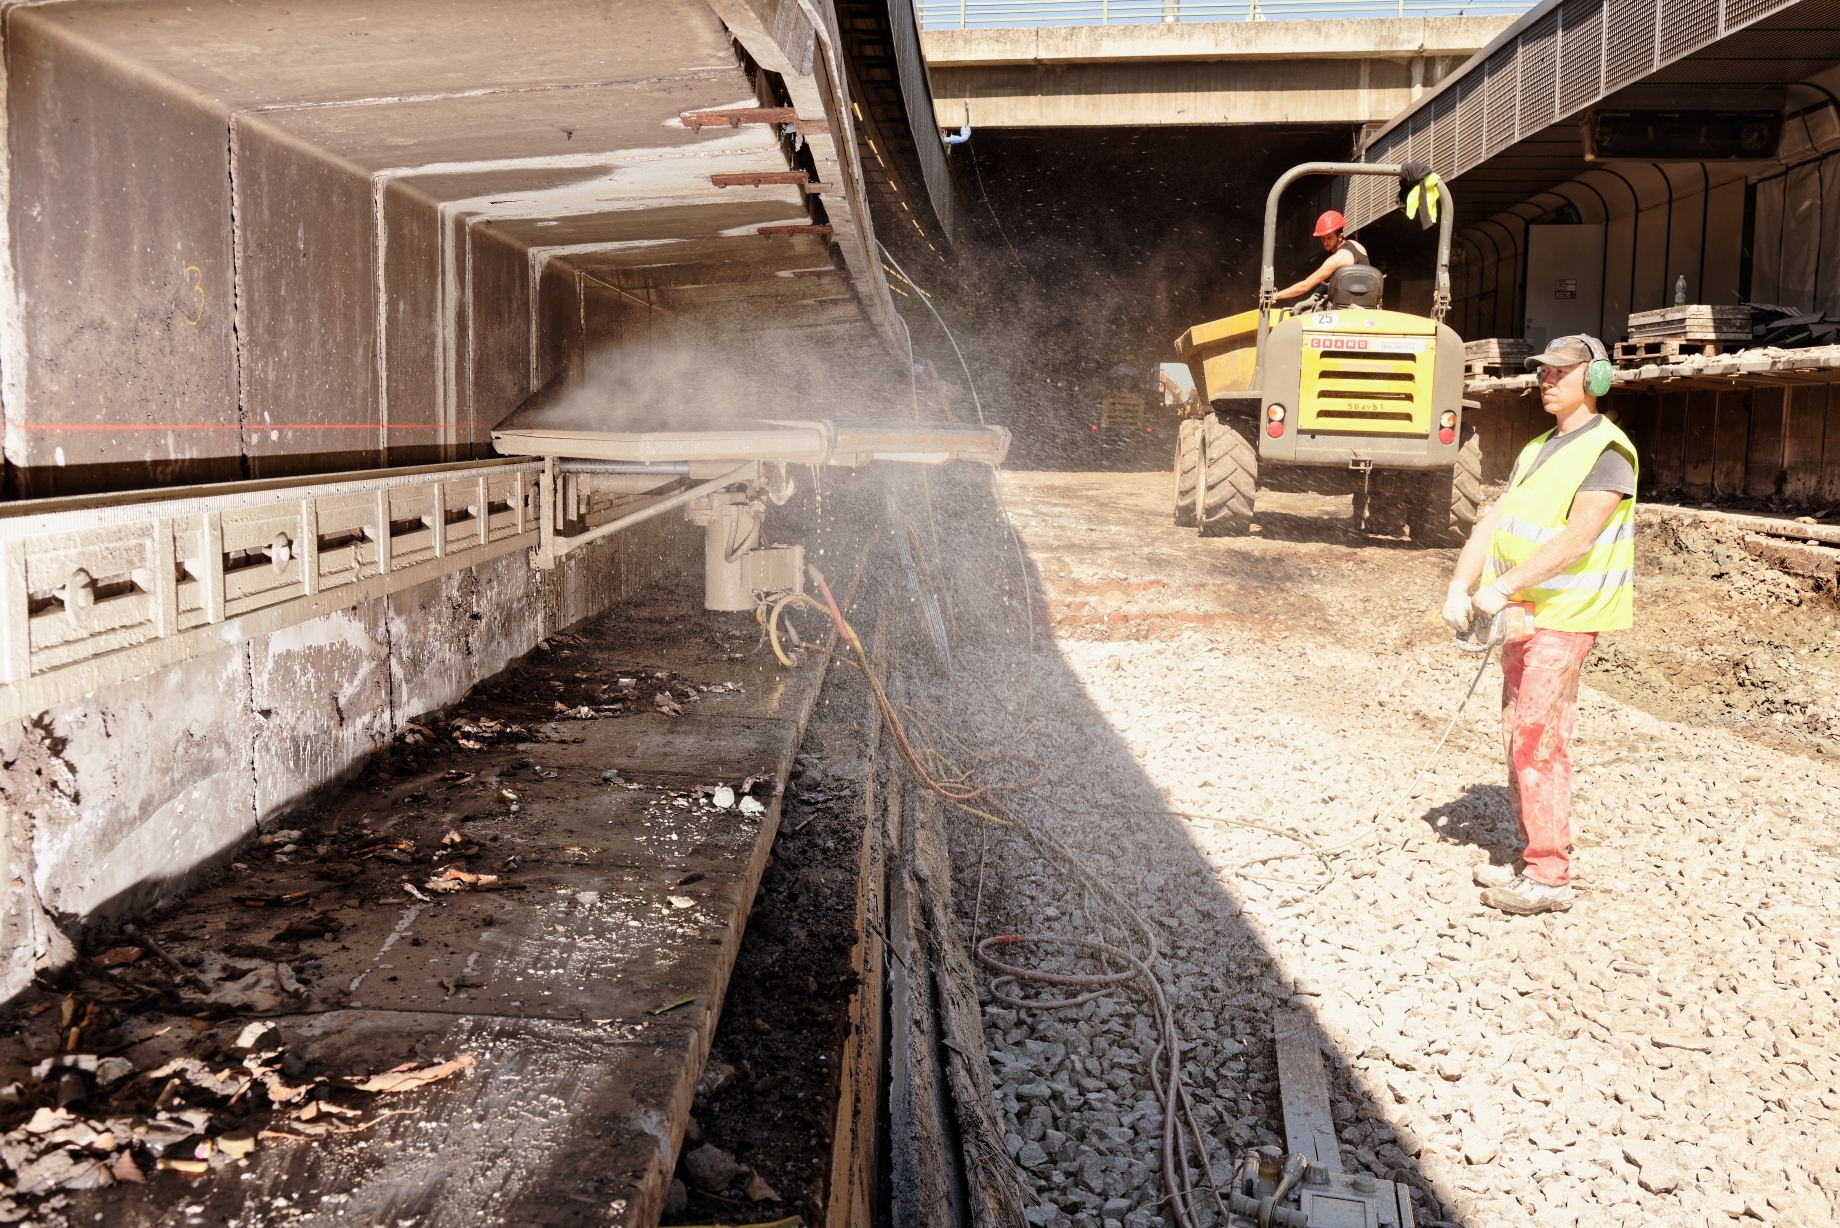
[1326, 264, 1384, 308]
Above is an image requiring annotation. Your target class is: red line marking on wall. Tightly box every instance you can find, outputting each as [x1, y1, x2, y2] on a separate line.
[16, 423, 455, 432]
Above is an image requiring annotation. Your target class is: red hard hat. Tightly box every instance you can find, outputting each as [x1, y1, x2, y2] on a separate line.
[1313, 210, 1346, 237]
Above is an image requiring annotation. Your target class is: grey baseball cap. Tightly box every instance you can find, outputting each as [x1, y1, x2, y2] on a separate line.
[1523, 335, 1599, 369]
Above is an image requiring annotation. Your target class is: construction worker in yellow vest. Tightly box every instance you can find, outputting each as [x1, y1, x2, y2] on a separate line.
[1440, 335, 1637, 915]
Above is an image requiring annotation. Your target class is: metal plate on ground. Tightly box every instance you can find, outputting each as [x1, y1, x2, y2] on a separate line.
[1274, 1006, 1342, 1171]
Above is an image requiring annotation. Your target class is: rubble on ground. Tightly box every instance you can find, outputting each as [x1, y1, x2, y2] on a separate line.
[0, 1011, 475, 1212]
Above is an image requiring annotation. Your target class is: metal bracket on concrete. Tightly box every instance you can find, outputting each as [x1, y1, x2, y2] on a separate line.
[680, 106, 831, 136]
[0, 458, 543, 723]
[710, 171, 831, 193]
[1274, 1007, 1418, 1228]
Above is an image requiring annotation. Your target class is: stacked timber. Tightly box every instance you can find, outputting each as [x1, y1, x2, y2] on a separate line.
[1615, 305, 1752, 365]
[1463, 338, 1531, 377]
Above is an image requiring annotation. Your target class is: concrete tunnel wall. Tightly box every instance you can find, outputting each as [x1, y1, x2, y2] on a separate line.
[0, 0, 927, 1003]
[0, 0, 895, 498]
[1449, 163, 1753, 346]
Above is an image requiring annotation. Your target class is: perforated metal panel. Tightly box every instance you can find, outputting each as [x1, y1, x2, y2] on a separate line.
[1347, 175, 1390, 232]
[1432, 92, 1459, 174]
[1517, 13, 1561, 137]
[1485, 51, 1519, 155]
[1558, 0, 1606, 116]
[1605, 0, 1659, 88]
[1408, 107, 1434, 166]
[1652, 51, 1840, 78]
[1660, 0, 1721, 58]
[1723, 0, 1801, 26]
[1350, 0, 1834, 231]
[1455, 77, 1486, 169]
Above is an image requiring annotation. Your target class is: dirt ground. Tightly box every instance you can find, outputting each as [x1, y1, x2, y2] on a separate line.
[907, 469, 1840, 1228]
[5, 454, 1837, 1228]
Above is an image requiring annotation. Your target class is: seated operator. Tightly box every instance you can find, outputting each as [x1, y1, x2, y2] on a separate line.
[1272, 210, 1369, 303]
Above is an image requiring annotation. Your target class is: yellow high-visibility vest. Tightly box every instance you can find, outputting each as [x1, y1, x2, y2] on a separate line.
[1482, 417, 1638, 632]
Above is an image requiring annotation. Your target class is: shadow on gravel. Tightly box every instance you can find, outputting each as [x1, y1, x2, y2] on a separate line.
[1419, 787, 1520, 867]
[883, 464, 1466, 1228]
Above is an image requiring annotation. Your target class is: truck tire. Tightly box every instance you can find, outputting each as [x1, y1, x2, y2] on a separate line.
[1198, 415, 1257, 536]
[1409, 426, 1483, 546]
[1174, 419, 1201, 527]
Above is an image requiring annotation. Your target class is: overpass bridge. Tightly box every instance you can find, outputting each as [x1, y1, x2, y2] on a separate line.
[921, 17, 1514, 128]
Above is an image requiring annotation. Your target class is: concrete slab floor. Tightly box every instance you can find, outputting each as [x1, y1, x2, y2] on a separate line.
[0, 582, 843, 1228]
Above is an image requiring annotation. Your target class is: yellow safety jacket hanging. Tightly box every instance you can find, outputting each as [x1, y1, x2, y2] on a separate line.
[1482, 418, 1638, 632]
[1404, 172, 1440, 226]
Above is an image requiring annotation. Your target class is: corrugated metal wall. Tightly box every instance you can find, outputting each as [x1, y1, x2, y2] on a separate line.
[1350, 0, 1807, 229]
[1447, 164, 1750, 342]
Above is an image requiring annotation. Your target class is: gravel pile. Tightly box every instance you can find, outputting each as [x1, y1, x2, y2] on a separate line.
[926, 623, 1840, 1228]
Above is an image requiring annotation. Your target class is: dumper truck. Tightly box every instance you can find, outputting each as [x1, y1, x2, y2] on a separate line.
[1173, 163, 1481, 545]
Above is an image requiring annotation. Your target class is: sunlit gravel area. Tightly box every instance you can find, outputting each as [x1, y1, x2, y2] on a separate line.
[936, 471, 1840, 1228]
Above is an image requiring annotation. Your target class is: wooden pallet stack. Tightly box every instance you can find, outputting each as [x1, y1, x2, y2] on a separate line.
[1614, 305, 1752, 365]
[1463, 337, 1531, 378]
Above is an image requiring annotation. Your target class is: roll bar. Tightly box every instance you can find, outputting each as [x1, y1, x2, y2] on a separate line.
[1252, 163, 1455, 395]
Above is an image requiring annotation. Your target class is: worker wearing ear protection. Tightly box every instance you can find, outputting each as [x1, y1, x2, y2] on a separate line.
[1440, 335, 1637, 915]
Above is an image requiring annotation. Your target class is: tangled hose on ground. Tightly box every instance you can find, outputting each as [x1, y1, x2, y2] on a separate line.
[770, 574, 1043, 812]
[768, 566, 1503, 1228]
[764, 569, 1225, 1228]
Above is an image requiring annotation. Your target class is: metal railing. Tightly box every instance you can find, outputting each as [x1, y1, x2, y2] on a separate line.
[919, 0, 1533, 24]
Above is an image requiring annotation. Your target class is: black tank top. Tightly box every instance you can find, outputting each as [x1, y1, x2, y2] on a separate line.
[1341, 238, 1369, 266]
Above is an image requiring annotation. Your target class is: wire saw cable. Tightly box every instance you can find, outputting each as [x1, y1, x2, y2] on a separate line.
[876, 241, 985, 426]
[872, 239, 1038, 741]
[966, 138, 1034, 284]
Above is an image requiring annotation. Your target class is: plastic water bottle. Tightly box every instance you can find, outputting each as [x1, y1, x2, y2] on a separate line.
[1675, 275, 1687, 306]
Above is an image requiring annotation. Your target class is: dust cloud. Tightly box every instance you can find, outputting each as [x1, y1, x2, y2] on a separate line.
[497, 332, 921, 437]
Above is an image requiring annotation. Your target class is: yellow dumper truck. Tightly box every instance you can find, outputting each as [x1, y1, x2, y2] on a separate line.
[1173, 163, 1481, 545]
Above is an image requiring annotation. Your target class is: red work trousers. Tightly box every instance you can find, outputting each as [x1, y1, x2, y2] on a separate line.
[1500, 628, 1598, 887]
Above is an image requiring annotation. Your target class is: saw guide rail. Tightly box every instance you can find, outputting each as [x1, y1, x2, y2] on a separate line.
[0, 415, 1009, 721]
[496, 417, 1010, 612]
[0, 459, 544, 724]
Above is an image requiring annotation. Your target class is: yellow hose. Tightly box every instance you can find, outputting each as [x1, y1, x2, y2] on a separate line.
[764, 591, 829, 668]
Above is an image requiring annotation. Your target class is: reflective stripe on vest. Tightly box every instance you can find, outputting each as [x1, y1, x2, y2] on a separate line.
[1496, 515, 1634, 549]
[1482, 417, 1639, 633]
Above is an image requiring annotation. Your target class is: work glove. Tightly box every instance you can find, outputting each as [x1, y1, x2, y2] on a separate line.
[1441, 583, 1474, 635]
[1472, 580, 1510, 621]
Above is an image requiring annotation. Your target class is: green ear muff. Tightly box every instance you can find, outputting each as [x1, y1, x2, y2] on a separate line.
[1585, 359, 1613, 397]
[1579, 335, 1614, 396]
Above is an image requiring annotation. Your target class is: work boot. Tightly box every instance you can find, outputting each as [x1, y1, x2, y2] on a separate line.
[1472, 863, 1515, 889]
[1481, 874, 1573, 915]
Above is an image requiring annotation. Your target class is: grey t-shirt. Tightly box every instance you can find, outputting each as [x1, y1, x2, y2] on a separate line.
[1507, 413, 1636, 496]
